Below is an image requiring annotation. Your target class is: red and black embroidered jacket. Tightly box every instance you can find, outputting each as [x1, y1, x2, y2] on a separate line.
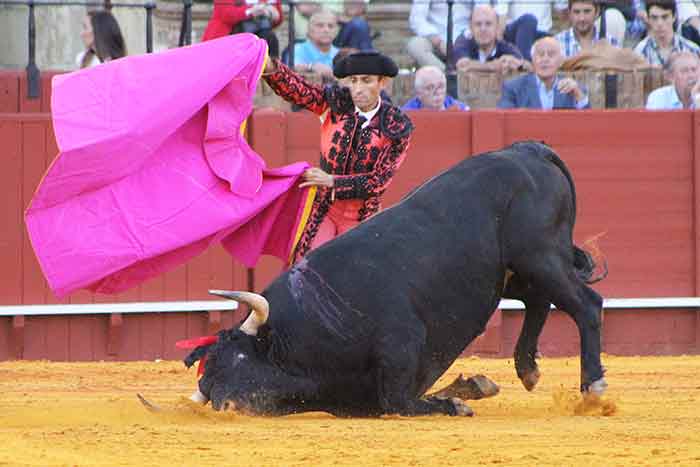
[264, 60, 414, 261]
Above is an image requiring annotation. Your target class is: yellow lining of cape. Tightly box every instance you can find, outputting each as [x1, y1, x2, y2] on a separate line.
[288, 186, 317, 265]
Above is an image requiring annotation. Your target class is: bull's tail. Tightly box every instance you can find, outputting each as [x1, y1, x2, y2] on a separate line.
[528, 141, 608, 285]
[574, 245, 608, 285]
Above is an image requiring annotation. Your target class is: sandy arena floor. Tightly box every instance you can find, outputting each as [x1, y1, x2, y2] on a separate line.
[1, 355, 699, 466]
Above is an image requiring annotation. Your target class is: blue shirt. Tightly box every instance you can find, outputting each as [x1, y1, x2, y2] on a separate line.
[402, 94, 470, 111]
[293, 41, 339, 67]
[646, 85, 686, 109]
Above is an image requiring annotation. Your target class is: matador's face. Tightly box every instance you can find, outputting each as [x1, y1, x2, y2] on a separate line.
[346, 74, 385, 112]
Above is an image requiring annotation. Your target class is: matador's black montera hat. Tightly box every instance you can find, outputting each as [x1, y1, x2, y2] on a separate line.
[333, 51, 399, 79]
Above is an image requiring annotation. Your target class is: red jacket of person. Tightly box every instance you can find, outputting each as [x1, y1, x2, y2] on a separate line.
[202, 0, 283, 41]
[263, 60, 414, 262]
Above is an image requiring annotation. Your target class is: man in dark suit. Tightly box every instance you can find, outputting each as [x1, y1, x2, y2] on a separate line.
[498, 36, 590, 109]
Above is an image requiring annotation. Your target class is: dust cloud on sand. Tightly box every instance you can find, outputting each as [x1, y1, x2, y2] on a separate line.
[1, 356, 699, 466]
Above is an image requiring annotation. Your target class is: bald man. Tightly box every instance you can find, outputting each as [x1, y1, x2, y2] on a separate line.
[402, 66, 469, 111]
[452, 5, 528, 74]
[497, 37, 589, 109]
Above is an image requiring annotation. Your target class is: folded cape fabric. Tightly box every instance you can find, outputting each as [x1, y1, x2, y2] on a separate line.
[25, 34, 313, 297]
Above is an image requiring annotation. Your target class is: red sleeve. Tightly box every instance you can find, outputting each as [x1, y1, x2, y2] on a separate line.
[202, 2, 250, 41]
[263, 60, 330, 115]
[268, 0, 283, 28]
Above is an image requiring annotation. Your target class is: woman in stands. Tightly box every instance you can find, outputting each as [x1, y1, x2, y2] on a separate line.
[77, 10, 127, 69]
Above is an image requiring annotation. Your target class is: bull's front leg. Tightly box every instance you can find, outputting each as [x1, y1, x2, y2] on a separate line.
[514, 295, 550, 391]
[504, 276, 550, 391]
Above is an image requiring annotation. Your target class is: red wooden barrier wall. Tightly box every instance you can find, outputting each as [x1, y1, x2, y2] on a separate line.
[2, 105, 700, 359]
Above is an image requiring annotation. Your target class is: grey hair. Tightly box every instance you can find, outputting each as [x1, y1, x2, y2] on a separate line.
[530, 36, 561, 58]
[414, 65, 446, 89]
[664, 51, 700, 73]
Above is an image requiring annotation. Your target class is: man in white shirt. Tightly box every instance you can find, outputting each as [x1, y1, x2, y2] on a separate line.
[494, 0, 568, 60]
[646, 51, 700, 109]
[407, 0, 479, 70]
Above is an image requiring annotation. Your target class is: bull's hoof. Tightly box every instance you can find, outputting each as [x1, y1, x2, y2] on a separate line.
[431, 374, 500, 400]
[584, 377, 608, 397]
[450, 397, 474, 417]
[519, 368, 541, 392]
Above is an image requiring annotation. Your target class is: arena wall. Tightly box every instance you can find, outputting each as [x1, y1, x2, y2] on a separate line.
[2, 98, 700, 360]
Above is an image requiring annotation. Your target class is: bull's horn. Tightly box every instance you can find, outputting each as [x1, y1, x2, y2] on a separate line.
[209, 290, 269, 336]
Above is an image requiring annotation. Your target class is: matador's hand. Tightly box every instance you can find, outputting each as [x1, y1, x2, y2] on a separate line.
[299, 168, 334, 188]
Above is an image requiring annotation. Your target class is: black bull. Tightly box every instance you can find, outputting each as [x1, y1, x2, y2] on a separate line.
[186, 141, 607, 416]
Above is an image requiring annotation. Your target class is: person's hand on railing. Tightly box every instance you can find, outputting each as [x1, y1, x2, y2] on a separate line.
[499, 55, 527, 74]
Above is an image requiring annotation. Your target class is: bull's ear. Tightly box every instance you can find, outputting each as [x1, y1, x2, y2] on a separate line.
[183, 345, 210, 368]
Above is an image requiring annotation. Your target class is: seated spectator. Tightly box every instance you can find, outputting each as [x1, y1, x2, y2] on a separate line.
[627, 0, 700, 43]
[335, 0, 374, 50]
[291, 10, 340, 80]
[407, 0, 473, 70]
[292, 0, 373, 52]
[202, 0, 282, 57]
[586, 0, 628, 46]
[498, 37, 589, 109]
[452, 5, 528, 74]
[493, 0, 568, 61]
[555, 0, 620, 58]
[634, 0, 700, 67]
[77, 10, 126, 69]
[402, 66, 470, 110]
[646, 51, 700, 108]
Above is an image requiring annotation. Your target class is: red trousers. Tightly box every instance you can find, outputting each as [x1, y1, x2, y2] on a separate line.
[308, 199, 363, 252]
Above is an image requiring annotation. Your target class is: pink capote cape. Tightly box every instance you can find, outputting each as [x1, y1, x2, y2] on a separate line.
[25, 34, 314, 298]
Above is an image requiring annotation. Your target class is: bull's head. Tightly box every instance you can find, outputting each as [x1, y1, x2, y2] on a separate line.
[185, 290, 271, 407]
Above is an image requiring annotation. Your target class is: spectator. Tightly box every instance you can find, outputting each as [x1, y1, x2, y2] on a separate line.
[555, 0, 621, 58]
[292, 10, 340, 80]
[646, 51, 700, 108]
[202, 0, 282, 57]
[77, 10, 126, 69]
[627, 0, 700, 43]
[634, 0, 700, 67]
[407, 0, 476, 70]
[402, 66, 470, 110]
[498, 37, 589, 108]
[335, 0, 374, 50]
[452, 4, 528, 74]
[292, 0, 374, 52]
[493, 0, 568, 61]
[586, 1, 628, 46]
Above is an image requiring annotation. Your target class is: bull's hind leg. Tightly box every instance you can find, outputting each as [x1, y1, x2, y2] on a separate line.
[511, 250, 606, 395]
[373, 327, 473, 416]
[503, 275, 551, 391]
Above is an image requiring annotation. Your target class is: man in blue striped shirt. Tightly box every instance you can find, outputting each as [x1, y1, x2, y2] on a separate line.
[554, 0, 621, 58]
[634, 0, 700, 67]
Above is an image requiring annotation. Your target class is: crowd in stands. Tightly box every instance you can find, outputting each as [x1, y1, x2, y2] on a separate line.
[76, 0, 700, 110]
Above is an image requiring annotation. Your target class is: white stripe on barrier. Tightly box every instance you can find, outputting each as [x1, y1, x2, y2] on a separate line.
[0, 300, 238, 316]
[1, 297, 699, 317]
[499, 297, 700, 310]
